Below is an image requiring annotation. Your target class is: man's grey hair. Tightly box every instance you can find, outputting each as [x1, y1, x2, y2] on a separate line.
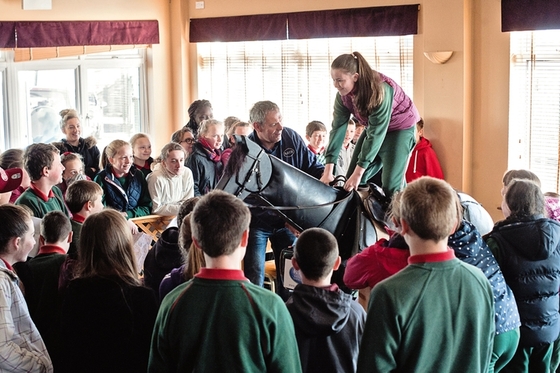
[249, 101, 280, 125]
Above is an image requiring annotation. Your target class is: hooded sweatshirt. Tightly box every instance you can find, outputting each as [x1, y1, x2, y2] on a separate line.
[486, 215, 560, 347]
[286, 284, 366, 373]
[405, 136, 444, 183]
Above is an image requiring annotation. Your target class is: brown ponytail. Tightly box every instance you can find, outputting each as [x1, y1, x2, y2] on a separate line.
[331, 51, 385, 116]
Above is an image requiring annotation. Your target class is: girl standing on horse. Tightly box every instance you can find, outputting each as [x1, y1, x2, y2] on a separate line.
[320, 52, 420, 198]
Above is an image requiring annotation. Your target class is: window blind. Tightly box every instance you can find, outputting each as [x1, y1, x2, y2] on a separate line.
[197, 36, 413, 138]
[509, 30, 560, 193]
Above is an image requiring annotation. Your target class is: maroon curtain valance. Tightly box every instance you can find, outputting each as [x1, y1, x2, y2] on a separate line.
[0, 20, 159, 48]
[0, 22, 16, 48]
[190, 4, 419, 43]
[288, 5, 418, 39]
[502, 0, 560, 32]
[189, 14, 287, 43]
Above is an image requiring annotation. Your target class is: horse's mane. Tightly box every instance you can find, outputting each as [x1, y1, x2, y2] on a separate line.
[224, 142, 249, 178]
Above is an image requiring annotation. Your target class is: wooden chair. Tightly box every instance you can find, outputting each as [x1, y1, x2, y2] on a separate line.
[130, 214, 174, 243]
[263, 242, 276, 292]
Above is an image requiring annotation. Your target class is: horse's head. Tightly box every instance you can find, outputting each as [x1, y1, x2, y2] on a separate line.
[216, 135, 272, 200]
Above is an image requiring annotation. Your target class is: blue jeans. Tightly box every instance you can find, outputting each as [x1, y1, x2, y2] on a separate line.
[244, 226, 296, 298]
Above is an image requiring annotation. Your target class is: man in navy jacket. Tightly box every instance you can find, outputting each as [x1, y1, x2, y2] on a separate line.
[246, 100, 324, 299]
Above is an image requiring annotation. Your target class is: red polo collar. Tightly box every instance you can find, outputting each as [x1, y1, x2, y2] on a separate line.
[30, 183, 54, 202]
[195, 268, 248, 281]
[72, 213, 86, 224]
[38, 245, 67, 255]
[408, 249, 455, 264]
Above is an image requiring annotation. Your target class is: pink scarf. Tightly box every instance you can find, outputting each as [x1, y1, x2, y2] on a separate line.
[198, 137, 223, 163]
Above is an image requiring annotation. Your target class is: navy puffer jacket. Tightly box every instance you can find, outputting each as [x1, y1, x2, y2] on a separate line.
[486, 215, 560, 347]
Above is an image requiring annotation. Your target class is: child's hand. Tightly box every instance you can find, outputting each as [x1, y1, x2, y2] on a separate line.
[320, 163, 335, 185]
[344, 166, 366, 191]
[126, 219, 139, 235]
[285, 223, 301, 238]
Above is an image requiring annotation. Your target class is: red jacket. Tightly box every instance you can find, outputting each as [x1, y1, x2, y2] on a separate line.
[405, 137, 444, 183]
[344, 235, 410, 290]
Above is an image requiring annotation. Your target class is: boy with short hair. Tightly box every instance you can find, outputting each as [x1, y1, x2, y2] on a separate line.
[335, 118, 356, 177]
[357, 177, 494, 373]
[0, 204, 53, 372]
[306, 120, 327, 164]
[149, 190, 302, 373]
[15, 211, 72, 369]
[405, 118, 444, 182]
[16, 143, 69, 218]
[64, 180, 103, 257]
[286, 227, 366, 373]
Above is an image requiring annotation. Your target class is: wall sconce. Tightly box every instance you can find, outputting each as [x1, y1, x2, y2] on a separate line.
[423, 51, 454, 64]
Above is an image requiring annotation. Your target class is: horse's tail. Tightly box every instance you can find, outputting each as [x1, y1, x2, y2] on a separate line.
[224, 140, 249, 178]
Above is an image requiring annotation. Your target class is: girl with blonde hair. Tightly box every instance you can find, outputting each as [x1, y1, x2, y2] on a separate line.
[130, 133, 154, 177]
[186, 119, 225, 196]
[59, 109, 100, 179]
[93, 139, 152, 218]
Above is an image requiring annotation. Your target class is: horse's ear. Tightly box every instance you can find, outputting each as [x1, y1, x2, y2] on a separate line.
[232, 134, 246, 145]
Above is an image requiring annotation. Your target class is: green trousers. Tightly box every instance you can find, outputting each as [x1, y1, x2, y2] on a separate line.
[347, 125, 415, 198]
[501, 341, 553, 373]
[489, 328, 520, 373]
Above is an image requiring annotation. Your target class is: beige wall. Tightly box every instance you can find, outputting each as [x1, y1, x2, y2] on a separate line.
[4, 0, 510, 221]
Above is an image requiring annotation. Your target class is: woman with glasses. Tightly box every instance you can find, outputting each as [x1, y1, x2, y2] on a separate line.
[172, 128, 195, 158]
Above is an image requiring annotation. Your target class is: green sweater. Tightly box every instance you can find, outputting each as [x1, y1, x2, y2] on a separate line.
[15, 186, 69, 218]
[149, 268, 302, 373]
[324, 83, 393, 168]
[357, 256, 495, 373]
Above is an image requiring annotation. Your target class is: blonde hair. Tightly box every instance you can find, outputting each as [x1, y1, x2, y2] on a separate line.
[104, 140, 130, 161]
[61, 152, 84, 170]
[129, 133, 150, 149]
[224, 116, 241, 132]
[59, 109, 80, 130]
[76, 209, 139, 286]
[179, 214, 206, 281]
[198, 119, 224, 138]
[226, 121, 252, 139]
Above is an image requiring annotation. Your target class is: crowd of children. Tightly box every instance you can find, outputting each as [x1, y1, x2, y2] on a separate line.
[2, 86, 560, 373]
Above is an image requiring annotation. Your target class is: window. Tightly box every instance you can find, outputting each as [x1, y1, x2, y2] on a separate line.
[197, 35, 413, 137]
[1, 49, 147, 151]
[509, 30, 560, 193]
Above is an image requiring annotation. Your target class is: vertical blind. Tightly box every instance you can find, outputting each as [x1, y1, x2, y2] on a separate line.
[197, 36, 413, 137]
[509, 30, 560, 193]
